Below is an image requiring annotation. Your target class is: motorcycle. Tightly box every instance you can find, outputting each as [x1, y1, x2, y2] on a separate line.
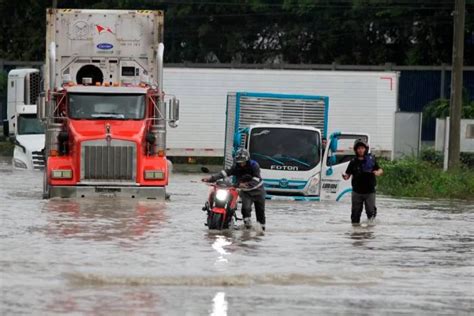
[202, 179, 240, 230]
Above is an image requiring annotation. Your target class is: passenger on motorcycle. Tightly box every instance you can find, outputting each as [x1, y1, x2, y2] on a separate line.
[202, 148, 266, 230]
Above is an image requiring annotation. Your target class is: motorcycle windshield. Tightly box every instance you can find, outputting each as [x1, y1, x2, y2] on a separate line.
[249, 127, 320, 171]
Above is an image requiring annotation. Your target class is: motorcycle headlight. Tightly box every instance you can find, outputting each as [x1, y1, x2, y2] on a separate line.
[215, 189, 229, 202]
[307, 174, 320, 195]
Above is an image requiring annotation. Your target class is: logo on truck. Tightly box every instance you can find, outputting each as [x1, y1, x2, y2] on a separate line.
[96, 24, 114, 34]
[270, 165, 299, 171]
[97, 43, 114, 50]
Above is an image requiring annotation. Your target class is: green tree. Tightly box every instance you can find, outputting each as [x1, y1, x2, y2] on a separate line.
[0, 0, 473, 65]
[423, 89, 474, 121]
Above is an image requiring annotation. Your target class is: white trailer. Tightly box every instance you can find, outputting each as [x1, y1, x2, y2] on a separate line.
[163, 68, 398, 158]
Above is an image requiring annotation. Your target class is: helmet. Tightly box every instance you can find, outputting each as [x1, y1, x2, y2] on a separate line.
[234, 148, 250, 163]
[353, 138, 369, 153]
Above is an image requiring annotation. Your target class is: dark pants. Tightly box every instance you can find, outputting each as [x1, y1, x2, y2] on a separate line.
[351, 191, 377, 224]
[240, 188, 266, 225]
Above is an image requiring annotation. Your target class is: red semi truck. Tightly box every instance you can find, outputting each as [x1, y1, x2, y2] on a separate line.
[39, 9, 179, 199]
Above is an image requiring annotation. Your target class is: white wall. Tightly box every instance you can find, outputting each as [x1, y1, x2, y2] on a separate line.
[164, 68, 398, 156]
[435, 118, 474, 153]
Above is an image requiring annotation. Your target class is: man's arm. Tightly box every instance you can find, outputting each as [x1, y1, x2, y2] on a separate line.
[342, 160, 353, 180]
[202, 166, 235, 182]
[373, 159, 383, 176]
[240, 162, 263, 189]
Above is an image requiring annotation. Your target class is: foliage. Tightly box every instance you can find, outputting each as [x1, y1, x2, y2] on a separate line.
[0, 0, 473, 65]
[420, 146, 474, 169]
[0, 139, 13, 156]
[378, 155, 474, 200]
[0, 71, 7, 106]
[423, 89, 474, 122]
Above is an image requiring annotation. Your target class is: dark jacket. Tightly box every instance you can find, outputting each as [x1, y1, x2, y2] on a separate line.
[210, 160, 264, 191]
[345, 154, 380, 194]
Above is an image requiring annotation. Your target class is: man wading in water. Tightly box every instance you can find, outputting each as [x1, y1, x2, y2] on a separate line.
[342, 139, 383, 225]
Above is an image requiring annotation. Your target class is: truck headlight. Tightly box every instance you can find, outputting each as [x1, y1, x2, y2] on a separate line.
[13, 158, 28, 169]
[144, 170, 165, 180]
[215, 189, 229, 202]
[51, 169, 73, 179]
[307, 174, 320, 195]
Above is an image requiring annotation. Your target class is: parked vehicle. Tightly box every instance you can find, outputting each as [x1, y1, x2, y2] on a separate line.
[38, 8, 179, 199]
[6, 68, 44, 170]
[224, 92, 369, 201]
[162, 68, 398, 159]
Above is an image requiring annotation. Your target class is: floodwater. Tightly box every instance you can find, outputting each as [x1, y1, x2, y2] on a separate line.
[0, 158, 473, 315]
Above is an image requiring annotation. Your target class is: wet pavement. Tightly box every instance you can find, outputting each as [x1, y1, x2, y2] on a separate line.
[0, 158, 473, 315]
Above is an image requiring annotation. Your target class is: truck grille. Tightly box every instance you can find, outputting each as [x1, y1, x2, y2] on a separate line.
[81, 140, 136, 182]
[32, 150, 45, 170]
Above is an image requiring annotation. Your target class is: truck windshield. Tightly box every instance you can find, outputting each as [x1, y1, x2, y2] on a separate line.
[17, 115, 44, 135]
[68, 93, 146, 120]
[249, 127, 320, 171]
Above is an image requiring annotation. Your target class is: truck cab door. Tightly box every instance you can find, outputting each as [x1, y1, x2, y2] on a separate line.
[320, 132, 369, 201]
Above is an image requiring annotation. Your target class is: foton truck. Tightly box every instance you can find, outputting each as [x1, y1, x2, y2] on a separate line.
[225, 92, 368, 201]
[39, 9, 179, 199]
[7, 68, 45, 170]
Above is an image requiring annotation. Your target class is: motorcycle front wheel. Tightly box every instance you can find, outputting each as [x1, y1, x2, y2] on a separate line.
[207, 212, 224, 230]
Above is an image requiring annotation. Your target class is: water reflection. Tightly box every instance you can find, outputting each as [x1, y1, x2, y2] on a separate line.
[205, 229, 264, 257]
[42, 199, 167, 242]
[210, 292, 228, 316]
[349, 226, 375, 247]
[211, 235, 232, 267]
[46, 289, 161, 314]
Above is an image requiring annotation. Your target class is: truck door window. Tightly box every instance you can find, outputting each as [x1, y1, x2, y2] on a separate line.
[327, 136, 368, 166]
[17, 114, 44, 135]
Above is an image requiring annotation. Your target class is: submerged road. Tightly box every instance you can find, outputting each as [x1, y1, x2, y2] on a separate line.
[1, 159, 473, 315]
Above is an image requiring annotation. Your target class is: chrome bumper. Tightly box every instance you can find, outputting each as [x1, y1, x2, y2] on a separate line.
[49, 185, 167, 200]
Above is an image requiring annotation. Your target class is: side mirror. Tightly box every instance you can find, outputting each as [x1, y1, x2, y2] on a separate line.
[37, 92, 46, 121]
[233, 132, 241, 147]
[330, 137, 338, 152]
[168, 97, 179, 128]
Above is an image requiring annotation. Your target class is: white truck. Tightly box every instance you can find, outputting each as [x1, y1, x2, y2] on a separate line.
[224, 92, 369, 201]
[163, 68, 398, 158]
[7, 68, 45, 170]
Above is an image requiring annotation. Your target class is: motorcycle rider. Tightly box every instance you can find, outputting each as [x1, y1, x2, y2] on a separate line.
[202, 148, 266, 230]
[342, 138, 383, 224]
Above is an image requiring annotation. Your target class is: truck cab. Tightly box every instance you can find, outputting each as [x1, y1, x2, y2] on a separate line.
[7, 68, 45, 170]
[225, 91, 369, 201]
[241, 125, 369, 201]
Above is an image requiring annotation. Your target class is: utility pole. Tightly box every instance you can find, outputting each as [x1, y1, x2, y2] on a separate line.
[448, 0, 465, 170]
